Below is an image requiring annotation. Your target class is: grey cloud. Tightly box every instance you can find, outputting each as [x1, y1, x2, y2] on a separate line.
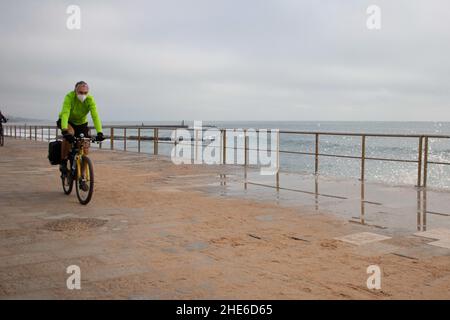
[1, 0, 450, 121]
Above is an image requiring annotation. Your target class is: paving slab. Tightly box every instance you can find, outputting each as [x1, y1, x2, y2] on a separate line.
[335, 232, 392, 246]
[428, 240, 450, 249]
[414, 228, 450, 241]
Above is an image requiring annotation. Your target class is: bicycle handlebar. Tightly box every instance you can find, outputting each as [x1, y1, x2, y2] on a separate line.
[72, 136, 104, 144]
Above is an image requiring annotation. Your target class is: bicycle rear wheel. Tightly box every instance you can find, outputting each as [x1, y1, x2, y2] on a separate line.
[75, 156, 94, 205]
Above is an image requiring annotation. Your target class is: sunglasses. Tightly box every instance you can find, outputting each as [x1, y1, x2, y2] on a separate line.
[78, 91, 88, 95]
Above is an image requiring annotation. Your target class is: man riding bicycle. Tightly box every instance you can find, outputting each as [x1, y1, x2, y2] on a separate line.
[57, 81, 105, 174]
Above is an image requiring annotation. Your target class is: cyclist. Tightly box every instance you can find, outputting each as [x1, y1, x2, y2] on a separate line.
[57, 81, 105, 174]
[0, 110, 8, 134]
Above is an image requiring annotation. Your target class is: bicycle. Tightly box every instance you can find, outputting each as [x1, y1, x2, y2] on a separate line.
[61, 133, 100, 205]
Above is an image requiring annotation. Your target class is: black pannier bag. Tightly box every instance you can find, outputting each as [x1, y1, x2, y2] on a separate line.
[48, 140, 62, 165]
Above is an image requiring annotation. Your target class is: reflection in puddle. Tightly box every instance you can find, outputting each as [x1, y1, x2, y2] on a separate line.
[208, 169, 450, 234]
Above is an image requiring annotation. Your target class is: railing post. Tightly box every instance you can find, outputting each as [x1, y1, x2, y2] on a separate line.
[223, 129, 227, 164]
[138, 128, 141, 153]
[29, 125, 32, 140]
[153, 128, 159, 155]
[417, 136, 423, 187]
[244, 129, 248, 167]
[48, 127, 50, 141]
[276, 130, 280, 191]
[194, 128, 199, 162]
[314, 133, 319, 175]
[110, 128, 114, 150]
[123, 128, 127, 151]
[55, 127, 58, 140]
[423, 136, 429, 188]
[34, 126, 37, 141]
[233, 129, 237, 164]
[41, 126, 44, 141]
[244, 131, 248, 190]
[14, 125, 16, 139]
[360, 135, 366, 181]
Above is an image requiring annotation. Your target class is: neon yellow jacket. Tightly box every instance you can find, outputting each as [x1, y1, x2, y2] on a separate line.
[58, 91, 103, 133]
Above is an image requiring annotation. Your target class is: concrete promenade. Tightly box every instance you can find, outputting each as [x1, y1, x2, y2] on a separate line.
[0, 138, 449, 299]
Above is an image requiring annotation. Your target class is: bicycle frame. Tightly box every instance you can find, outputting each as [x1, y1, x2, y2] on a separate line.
[69, 138, 91, 179]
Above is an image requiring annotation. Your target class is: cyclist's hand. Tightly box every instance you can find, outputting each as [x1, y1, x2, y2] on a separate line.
[96, 132, 105, 142]
[62, 130, 75, 143]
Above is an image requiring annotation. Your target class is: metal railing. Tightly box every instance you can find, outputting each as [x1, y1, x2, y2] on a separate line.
[3, 124, 450, 188]
[276, 130, 450, 188]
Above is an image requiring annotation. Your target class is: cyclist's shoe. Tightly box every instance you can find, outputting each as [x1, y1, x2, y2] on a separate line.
[80, 179, 89, 192]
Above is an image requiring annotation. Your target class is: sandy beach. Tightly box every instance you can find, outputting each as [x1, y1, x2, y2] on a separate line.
[0, 138, 449, 299]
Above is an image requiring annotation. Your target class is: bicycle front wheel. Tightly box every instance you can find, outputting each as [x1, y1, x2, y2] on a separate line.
[75, 156, 94, 205]
[61, 168, 74, 195]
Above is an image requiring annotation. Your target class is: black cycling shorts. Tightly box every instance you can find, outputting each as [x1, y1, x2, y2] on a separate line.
[56, 119, 90, 138]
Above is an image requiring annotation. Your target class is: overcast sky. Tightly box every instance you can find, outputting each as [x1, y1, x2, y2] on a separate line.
[1, 0, 450, 121]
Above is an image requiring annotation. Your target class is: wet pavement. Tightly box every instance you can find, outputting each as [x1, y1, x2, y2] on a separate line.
[0, 138, 449, 299]
[166, 169, 450, 235]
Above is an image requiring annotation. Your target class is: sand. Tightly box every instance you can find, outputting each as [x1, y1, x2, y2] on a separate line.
[0, 138, 449, 299]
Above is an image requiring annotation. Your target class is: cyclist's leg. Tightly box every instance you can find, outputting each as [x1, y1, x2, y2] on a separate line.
[60, 123, 75, 161]
[58, 121, 75, 174]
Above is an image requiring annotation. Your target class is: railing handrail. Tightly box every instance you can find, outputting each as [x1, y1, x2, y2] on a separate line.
[3, 124, 450, 189]
[4, 124, 450, 138]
